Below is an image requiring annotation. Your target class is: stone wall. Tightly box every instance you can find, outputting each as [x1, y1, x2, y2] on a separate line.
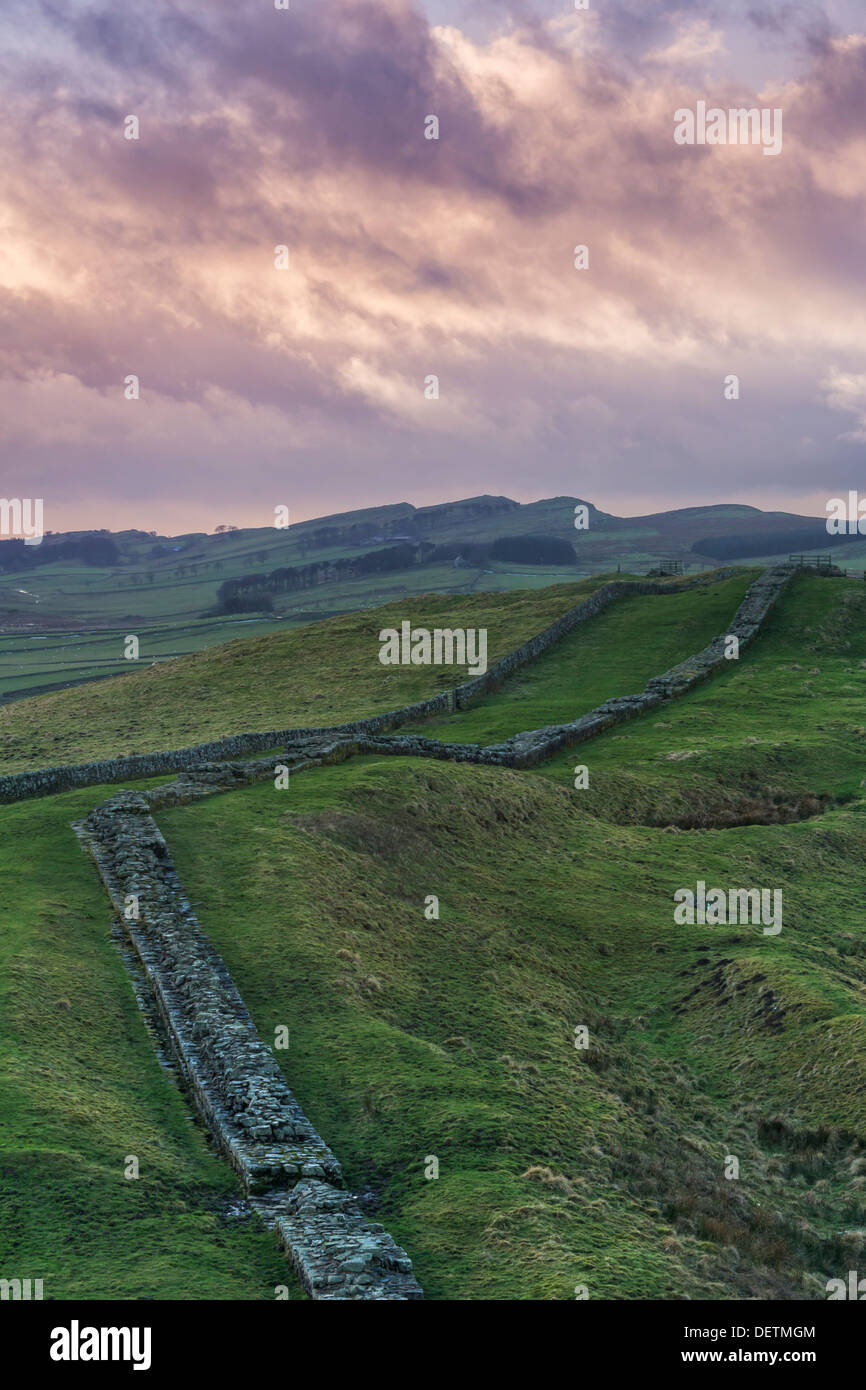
[253, 1184, 423, 1301]
[76, 792, 342, 1192]
[492, 561, 797, 767]
[450, 569, 735, 707]
[281, 564, 798, 772]
[0, 569, 734, 804]
[75, 788, 423, 1300]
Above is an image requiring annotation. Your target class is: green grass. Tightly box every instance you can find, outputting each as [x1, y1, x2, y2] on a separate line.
[4, 568, 866, 1300]
[538, 572, 866, 820]
[410, 571, 755, 744]
[0, 785, 302, 1299]
[148, 573, 866, 1300]
[0, 576, 624, 772]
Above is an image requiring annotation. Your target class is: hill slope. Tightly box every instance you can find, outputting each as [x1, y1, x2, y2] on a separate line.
[3, 570, 865, 1299]
[1, 573, 711, 773]
[153, 572, 866, 1299]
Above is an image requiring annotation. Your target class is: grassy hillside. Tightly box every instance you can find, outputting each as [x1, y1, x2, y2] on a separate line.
[0, 570, 756, 775]
[410, 571, 755, 745]
[0, 784, 300, 1299]
[0, 494, 847, 702]
[539, 571, 866, 819]
[0, 575, 626, 773]
[151, 572, 866, 1300]
[3, 569, 865, 1299]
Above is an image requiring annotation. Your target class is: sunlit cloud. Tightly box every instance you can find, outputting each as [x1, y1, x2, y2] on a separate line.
[0, 0, 863, 530]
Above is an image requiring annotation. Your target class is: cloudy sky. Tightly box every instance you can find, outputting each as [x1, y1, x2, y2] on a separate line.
[1, 0, 864, 534]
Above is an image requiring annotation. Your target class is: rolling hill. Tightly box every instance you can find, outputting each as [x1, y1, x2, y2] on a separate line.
[2, 565, 865, 1298]
[1, 493, 860, 704]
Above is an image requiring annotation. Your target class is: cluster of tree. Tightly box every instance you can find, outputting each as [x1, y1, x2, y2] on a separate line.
[210, 530, 585, 615]
[0, 534, 119, 572]
[211, 542, 433, 613]
[489, 534, 577, 565]
[692, 527, 862, 561]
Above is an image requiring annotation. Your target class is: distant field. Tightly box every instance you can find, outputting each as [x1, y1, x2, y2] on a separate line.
[0, 616, 294, 701]
[0, 560, 609, 703]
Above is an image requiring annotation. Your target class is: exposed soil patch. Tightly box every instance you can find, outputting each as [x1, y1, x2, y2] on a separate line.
[654, 791, 834, 831]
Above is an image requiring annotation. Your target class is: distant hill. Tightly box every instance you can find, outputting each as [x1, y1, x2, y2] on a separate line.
[0, 494, 859, 702]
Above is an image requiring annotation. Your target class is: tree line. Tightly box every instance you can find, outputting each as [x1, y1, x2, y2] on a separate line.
[212, 534, 577, 614]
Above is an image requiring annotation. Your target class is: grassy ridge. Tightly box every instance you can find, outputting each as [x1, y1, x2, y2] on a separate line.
[0, 570, 750, 775]
[411, 571, 755, 745]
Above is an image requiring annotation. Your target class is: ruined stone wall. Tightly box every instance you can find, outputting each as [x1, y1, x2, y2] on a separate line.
[494, 562, 797, 767]
[301, 564, 797, 770]
[0, 569, 734, 804]
[75, 788, 423, 1300]
[450, 569, 735, 706]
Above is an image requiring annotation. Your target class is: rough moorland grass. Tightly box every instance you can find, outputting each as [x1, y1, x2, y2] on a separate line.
[0, 578, 618, 774]
[539, 573, 866, 820]
[152, 573, 866, 1300]
[0, 785, 300, 1299]
[408, 571, 755, 744]
[159, 783, 866, 1295]
[0, 569, 749, 773]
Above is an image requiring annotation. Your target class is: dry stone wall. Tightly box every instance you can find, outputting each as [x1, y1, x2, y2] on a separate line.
[0, 569, 734, 804]
[76, 792, 342, 1191]
[281, 565, 799, 771]
[491, 561, 798, 767]
[75, 788, 423, 1300]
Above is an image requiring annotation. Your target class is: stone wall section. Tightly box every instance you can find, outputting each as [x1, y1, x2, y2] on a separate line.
[276, 564, 799, 771]
[75, 789, 423, 1300]
[76, 792, 342, 1191]
[252, 1184, 423, 1301]
[0, 569, 736, 803]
